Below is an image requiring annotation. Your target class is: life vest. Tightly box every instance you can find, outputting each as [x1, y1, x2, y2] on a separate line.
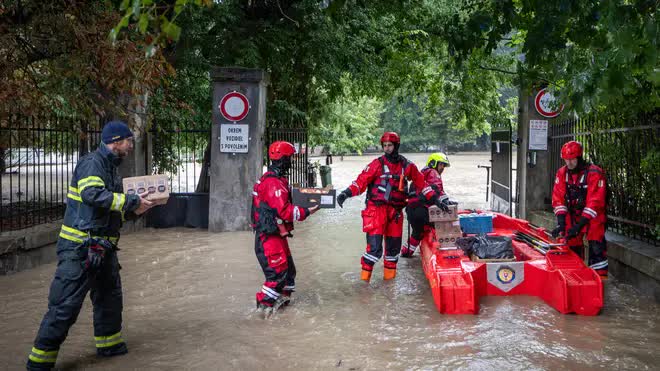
[366, 156, 409, 208]
[251, 172, 294, 235]
[564, 164, 601, 214]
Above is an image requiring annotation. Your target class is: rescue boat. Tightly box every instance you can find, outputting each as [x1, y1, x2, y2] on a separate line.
[418, 211, 603, 315]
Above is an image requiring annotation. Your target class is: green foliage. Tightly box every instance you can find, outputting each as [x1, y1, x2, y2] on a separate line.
[0, 1, 171, 120]
[111, 0, 213, 56]
[309, 82, 383, 155]
[446, 0, 658, 115]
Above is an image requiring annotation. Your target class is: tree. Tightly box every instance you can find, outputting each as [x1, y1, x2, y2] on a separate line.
[444, 0, 658, 115]
[0, 1, 172, 118]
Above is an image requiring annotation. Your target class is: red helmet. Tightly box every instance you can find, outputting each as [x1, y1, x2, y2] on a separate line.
[268, 141, 296, 160]
[561, 141, 583, 160]
[380, 131, 400, 145]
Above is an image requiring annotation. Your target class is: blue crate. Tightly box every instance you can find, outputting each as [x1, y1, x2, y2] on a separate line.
[459, 214, 493, 234]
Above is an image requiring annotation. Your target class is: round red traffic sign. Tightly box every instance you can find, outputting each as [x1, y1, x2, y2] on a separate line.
[534, 88, 564, 118]
[219, 91, 250, 122]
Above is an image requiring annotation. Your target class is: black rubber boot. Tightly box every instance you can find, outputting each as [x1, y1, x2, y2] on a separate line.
[97, 342, 128, 358]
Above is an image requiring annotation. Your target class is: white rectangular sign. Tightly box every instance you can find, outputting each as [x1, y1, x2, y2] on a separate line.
[529, 119, 548, 150]
[219, 124, 249, 153]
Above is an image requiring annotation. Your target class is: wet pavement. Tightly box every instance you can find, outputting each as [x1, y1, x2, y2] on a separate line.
[1, 152, 659, 370]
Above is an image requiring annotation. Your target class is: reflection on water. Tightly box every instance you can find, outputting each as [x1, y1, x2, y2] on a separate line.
[1, 153, 658, 370]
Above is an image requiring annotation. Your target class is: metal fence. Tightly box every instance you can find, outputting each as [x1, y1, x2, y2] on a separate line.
[151, 129, 210, 193]
[1, 115, 101, 232]
[548, 112, 659, 245]
[265, 128, 309, 187]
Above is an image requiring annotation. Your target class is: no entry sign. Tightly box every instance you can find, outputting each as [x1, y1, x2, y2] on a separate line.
[534, 88, 564, 118]
[219, 91, 250, 122]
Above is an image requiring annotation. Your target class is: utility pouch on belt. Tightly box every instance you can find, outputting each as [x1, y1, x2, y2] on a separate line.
[361, 208, 377, 233]
[255, 202, 280, 235]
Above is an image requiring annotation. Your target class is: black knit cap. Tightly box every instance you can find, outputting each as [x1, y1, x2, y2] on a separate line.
[102, 120, 133, 144]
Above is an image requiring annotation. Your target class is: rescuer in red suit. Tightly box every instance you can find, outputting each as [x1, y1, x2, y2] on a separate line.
[336, 132, 446, 281]
[551, 140, 608, 277]
[251, 141, 319, 314]
[401, 152, 456, 258]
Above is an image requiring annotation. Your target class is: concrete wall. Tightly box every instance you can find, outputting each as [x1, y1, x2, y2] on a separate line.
[208, 68, 268, 232]
[0, 221, 60, 274]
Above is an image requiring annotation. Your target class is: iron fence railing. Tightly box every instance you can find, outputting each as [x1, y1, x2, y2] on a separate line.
[1, 115, 101, 232]
[548, 112, 659, 245]
[151, 129, 210, 193]
[265, 128, 309, 187]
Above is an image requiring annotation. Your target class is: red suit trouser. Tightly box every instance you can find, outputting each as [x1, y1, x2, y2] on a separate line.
[360, 203, 404, 271]
[255, 233, 296, 306]
[566, 212, 608, 274]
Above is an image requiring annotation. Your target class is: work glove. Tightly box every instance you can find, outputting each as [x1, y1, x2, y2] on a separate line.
[566, 217, 589, 239]
[84, 238, 113, 271]
[551, 214, 567, 238]
[337, 189, 352, 208]
[434, 197, 449, 212]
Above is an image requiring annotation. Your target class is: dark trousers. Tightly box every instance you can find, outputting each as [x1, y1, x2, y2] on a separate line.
[406, 203, 430, 242]
[28, 240, 124, 368]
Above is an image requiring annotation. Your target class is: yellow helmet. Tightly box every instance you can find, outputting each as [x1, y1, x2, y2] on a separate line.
[427, 152, 450, 168]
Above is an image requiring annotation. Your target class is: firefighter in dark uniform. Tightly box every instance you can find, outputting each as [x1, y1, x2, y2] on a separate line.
[252, 141, 319, 316]
[26, 121, 154, 370]
[551, 140, 609, 278]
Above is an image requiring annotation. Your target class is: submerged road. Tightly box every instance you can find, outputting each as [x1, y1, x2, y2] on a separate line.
[1, 153, 658, 370]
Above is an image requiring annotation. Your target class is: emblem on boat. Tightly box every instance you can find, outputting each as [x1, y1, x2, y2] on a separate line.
[496, 266, 515, 283]
[487, 262, 524, 292]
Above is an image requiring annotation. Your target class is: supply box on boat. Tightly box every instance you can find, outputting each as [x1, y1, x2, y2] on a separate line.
[459, 213, 493, 234]
[292, 187, 336, 209]
[428, 204, 458, 222]
[123, 175, 170, 205]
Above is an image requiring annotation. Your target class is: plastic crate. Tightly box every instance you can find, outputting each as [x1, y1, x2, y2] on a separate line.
[459, 214, 493, 234]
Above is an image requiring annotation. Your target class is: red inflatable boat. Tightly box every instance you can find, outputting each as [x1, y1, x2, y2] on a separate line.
[419, 211, 603, 315]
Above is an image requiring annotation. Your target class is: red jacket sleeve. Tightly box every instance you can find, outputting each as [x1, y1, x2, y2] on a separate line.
[347, 158, 381, 196]
[582, 165, 607, 220]
[407, 163, 435, 201]
[262, 178, 309, 223]
[552, 167, 568, 216]
[425, 169, 447, 201]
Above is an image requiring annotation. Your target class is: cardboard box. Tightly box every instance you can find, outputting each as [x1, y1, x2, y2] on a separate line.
[292, 187, 336, 209]
[428, 204, 458, 222]
[123, 175, 170, 201]
[434, 220, 462, 235]
[436, 231, 464, 247]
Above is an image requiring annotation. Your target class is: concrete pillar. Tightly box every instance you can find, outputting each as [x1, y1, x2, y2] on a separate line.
[209, 68, 268, 232]
[517, 86, 561, 218]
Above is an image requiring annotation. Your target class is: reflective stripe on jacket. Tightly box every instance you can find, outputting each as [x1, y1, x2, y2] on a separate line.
[60, 143, 140, 250]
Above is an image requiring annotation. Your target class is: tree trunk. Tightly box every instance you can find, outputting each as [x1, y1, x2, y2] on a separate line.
[195, 134, 212, 193]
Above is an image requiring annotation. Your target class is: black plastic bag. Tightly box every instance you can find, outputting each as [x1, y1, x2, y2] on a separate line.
[456, 235, 513, 259]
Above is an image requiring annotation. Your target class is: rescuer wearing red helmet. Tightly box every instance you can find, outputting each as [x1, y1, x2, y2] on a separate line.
[336, 132, 445, 281]
[251, 141, 319, 316]
[551, 140, 608, 277]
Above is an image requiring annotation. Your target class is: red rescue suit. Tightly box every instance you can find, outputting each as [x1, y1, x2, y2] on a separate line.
[552, 163, 608, 274]
[405, 166, 449, 251]
[347, 156, 435, 273]
[252, 171, 310, 306]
